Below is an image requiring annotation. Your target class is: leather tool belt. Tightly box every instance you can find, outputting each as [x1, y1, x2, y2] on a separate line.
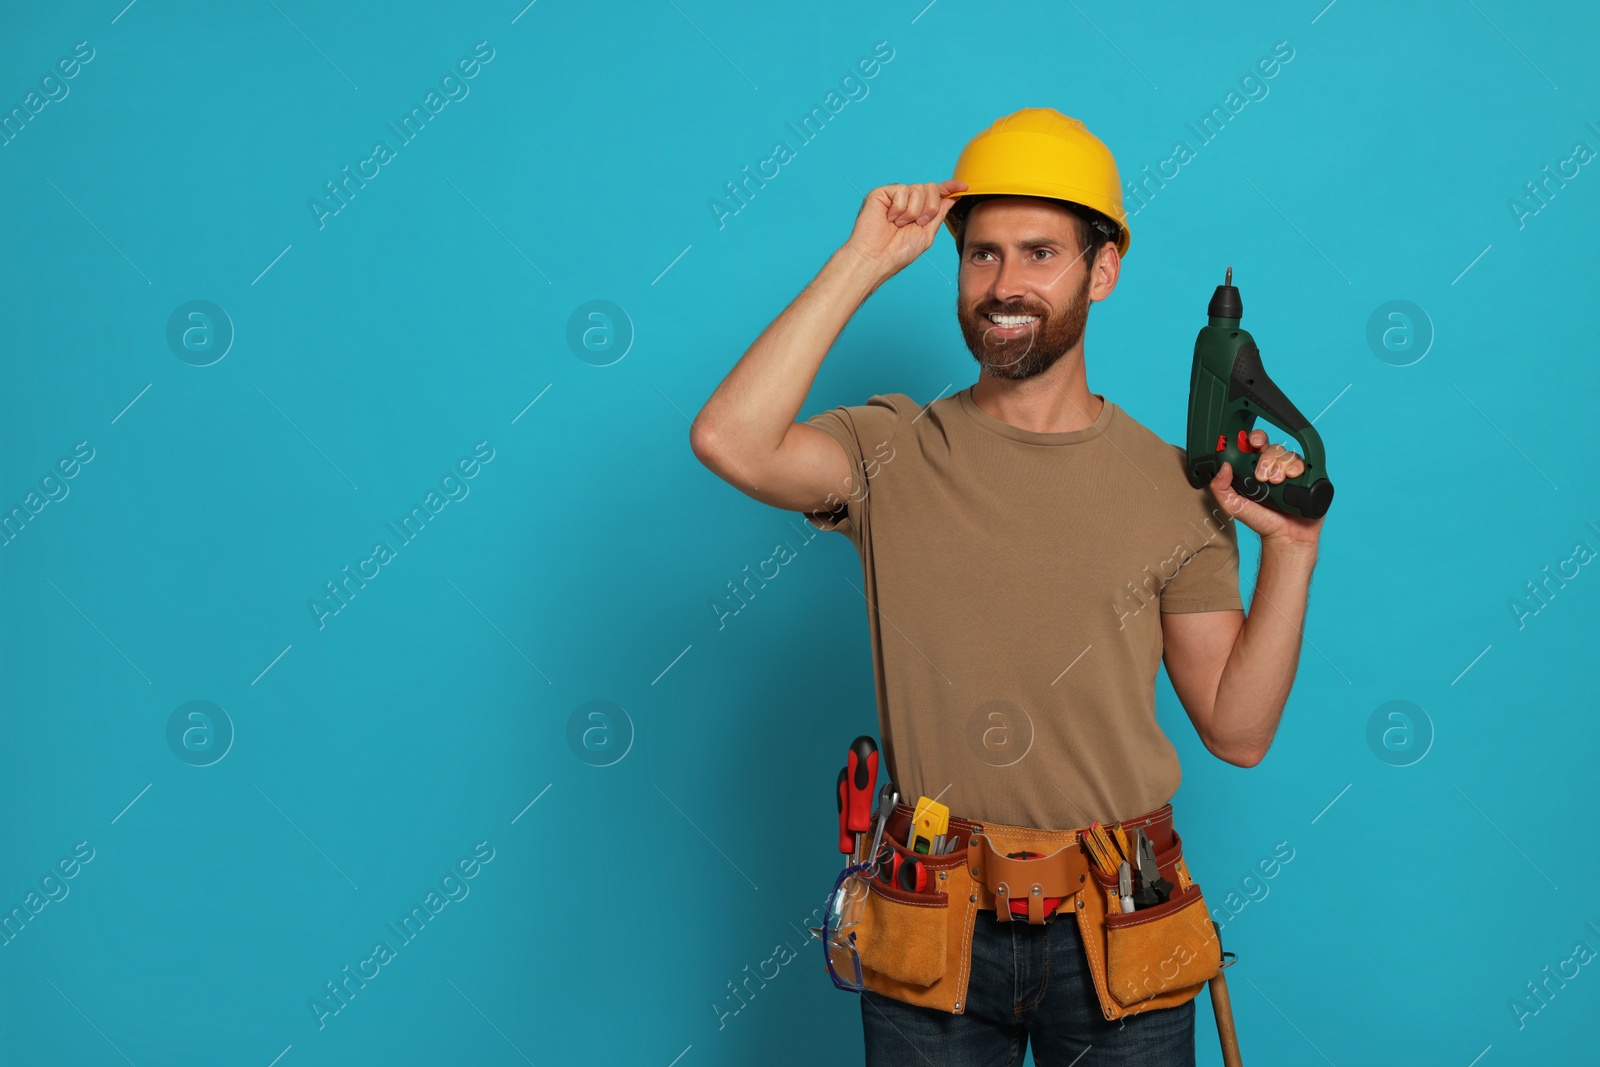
[850, 801, 1223, 1021]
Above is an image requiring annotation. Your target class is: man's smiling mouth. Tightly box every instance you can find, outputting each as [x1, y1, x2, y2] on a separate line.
[987, 312, 1039, 328]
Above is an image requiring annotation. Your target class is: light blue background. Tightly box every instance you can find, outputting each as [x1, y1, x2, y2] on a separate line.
[3, 1, 1597, 1064]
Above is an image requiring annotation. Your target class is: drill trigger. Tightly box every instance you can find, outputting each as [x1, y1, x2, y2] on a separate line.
[1236, 429, 1260, 454]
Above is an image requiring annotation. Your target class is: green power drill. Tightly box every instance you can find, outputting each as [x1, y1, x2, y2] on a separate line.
[1185, 268, 1334, 520]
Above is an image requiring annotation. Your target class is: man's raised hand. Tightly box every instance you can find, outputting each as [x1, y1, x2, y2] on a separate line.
[843, 180, 968, 278]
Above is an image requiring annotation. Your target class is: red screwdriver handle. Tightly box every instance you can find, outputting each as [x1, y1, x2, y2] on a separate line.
[846, 736, 879, 834]
[836, 767, 853, 854]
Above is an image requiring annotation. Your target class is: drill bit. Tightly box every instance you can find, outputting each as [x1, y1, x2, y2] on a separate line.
[1225, 265, 1232, 286]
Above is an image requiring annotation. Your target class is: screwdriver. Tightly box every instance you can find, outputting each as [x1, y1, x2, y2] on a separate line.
[846, 736, 879, 849]
[836, 767, 853, 855]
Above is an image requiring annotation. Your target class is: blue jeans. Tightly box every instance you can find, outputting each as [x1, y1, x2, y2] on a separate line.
[860, 906, 1197, 1066]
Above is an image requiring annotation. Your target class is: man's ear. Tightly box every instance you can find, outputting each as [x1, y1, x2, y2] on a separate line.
[1090, 242, 1120, 301]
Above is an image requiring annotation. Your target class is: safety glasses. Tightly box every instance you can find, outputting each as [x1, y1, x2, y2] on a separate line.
[821, 860, 876, 992]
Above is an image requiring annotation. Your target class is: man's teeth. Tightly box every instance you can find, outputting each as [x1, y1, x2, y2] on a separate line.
[989, 313, 1038, 327]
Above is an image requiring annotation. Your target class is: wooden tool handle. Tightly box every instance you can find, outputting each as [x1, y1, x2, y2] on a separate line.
[1209, 969, 1244, 1067]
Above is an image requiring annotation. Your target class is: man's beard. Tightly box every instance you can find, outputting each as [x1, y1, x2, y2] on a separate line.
[957, 272, 1093, 381]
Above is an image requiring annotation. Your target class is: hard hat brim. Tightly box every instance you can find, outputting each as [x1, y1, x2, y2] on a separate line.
[945, 186, 1130, 258]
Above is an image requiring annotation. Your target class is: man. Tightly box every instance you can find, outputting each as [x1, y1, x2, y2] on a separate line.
[690, 108, 1322, 1065]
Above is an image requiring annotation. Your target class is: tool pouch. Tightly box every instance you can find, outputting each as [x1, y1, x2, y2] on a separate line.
[1073, 821, 1223, 1020]
[852, 835, 981, 1013]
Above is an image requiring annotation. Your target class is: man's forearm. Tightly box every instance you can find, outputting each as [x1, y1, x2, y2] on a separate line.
[691, 245, 887, 459]
[1209, 539, 1319, 764]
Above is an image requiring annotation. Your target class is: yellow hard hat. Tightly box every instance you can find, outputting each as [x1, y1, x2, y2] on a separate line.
[944, 107, 1131, 258]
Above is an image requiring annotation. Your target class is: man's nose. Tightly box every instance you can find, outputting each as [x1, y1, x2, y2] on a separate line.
[990, 256, 1030, 301]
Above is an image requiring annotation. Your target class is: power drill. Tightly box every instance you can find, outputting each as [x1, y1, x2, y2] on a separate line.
[1185, 268, 1334, 520]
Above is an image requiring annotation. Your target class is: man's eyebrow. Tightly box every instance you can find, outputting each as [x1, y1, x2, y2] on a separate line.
[964, 235, 1067, 252]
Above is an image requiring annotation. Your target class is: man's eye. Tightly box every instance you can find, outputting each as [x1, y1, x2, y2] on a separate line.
[1033, 249, 1053, 259]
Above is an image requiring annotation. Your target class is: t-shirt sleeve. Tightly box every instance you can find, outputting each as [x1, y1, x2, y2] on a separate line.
[799, 394, 903, 545]
[1160, 448, 1245, 613]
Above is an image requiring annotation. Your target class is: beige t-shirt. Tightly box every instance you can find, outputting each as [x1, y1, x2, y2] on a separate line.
[803, 386, 1243, 830]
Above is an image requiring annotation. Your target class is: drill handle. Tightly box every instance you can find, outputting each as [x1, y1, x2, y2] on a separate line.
[1231, 340, 1313, 438]
[1190, 340, 1335, 520]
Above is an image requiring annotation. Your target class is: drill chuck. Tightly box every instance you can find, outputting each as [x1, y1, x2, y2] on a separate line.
[1207, 265, 1243, 320]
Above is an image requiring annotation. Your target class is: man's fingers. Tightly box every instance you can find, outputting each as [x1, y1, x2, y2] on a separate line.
[885, 184, 909, 223]
[877, 180, 970, 227]
[1211, 461, 1248, 514]
[883, 184, 908, 222]
[902, 187, 928, 223]
[1254, 447, 1305, 483]
[906, 184, 930, 224]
